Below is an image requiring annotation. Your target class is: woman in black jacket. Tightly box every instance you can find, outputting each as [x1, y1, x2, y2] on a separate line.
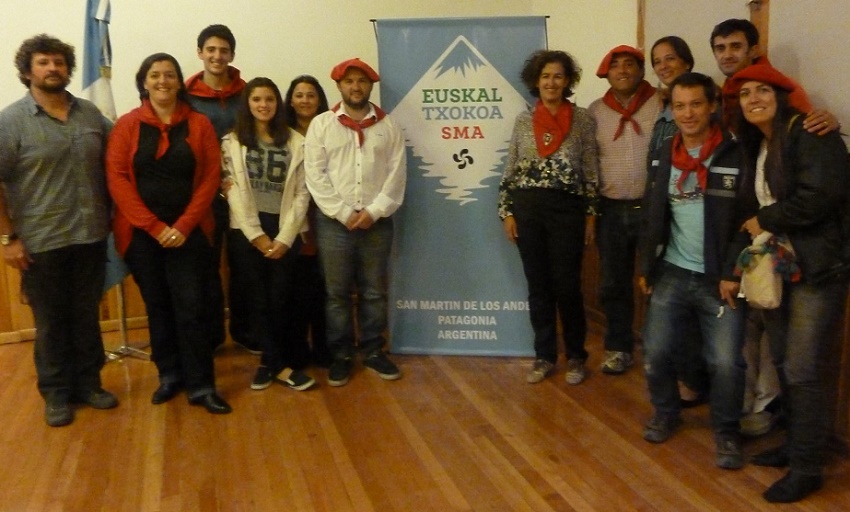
[732, 63, 850, 503]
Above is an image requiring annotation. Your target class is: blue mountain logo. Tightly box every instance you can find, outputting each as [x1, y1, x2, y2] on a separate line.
[434, 39, 486, 78]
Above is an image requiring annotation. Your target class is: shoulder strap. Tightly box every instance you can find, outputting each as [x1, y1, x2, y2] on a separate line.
[787, 113, 801, 133]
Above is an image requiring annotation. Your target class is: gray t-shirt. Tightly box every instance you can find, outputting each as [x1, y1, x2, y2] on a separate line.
[245, 140, 290, 214]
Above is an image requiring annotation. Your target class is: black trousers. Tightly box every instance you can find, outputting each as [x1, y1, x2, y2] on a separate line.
[125, 229, 215, 398]
[512, 189, 588, 363]
[22, 241, 108, 403]
[227, 213, 304, 372]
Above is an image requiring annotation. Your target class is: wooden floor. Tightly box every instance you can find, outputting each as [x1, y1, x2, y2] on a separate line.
[1, 327, 849, 512]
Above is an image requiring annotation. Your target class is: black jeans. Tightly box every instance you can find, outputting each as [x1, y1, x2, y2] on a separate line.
[290, 253, 328, 366]
[207, 195, 243, 348]
[596, 197, 641, 353]
[124, 229, 215, 398]
[227, 213, 303, 372]
[22, 241, 107, 403]
[513, 189, 588, 363]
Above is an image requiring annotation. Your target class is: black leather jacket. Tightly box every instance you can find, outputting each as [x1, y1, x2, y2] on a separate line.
[755, 116, 850, 284]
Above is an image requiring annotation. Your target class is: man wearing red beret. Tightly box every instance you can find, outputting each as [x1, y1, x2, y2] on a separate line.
[588, 45, 662, 378]
[304, 58, 407, 387]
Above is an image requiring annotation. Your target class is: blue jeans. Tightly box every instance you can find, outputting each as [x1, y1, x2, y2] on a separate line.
[22, 241, 107, 403]
[596, 198, 642, 353]
[762, 278, 849, 475]
[643, 262, 746, 437]
[315, 214, 393, 357]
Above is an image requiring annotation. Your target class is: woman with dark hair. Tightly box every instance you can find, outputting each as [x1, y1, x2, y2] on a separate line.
[107, 53, 231, 414]
[649, 36, 695, 156]
[283, 75, 333, 367]
[285, 75, 330, 137]
[499, 49, 599, 385]
[222, 77, 315, 391]
[731, 63, 850, 503]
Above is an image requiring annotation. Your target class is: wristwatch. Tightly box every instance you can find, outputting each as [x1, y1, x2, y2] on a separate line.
[0, 233, 18, 246]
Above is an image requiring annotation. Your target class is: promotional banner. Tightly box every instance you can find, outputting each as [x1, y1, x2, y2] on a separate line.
[377, 17, 546, 355]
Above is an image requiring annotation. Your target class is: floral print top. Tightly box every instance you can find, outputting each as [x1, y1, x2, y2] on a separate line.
[498, 105, 599, 219]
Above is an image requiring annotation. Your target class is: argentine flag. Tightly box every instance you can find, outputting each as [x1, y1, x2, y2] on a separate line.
[82, 0, 116, 121]
[83, 0, 126, 291]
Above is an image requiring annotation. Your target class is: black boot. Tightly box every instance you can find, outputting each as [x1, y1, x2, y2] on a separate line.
[763, 471, 823, 503]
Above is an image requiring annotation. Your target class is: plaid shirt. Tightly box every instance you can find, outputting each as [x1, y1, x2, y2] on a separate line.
[588, 91, 662, 200]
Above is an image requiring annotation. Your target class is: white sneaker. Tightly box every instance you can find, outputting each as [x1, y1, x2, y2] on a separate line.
[565, 358, 587, 385]
[600, 350, 634, 375]
[526, 359, 555, 384]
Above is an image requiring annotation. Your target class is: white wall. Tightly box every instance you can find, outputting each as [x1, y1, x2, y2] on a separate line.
[769, 1, 850, 136]
[0, 0, 636, 113]
[646, 0, 849, 142]
[6, 2, 843, 132]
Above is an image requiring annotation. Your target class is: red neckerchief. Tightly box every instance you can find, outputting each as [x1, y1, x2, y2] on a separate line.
[184, 67, 246, 100]
[332, 102, 387, 147]
[137, 99, 192, 158]
[602, 80, 656, 140]
[532, 100, 573, 158]
[671, 124, 723, 193]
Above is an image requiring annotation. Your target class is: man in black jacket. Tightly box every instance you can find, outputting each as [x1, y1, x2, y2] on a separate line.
[637, 72, 754, 469]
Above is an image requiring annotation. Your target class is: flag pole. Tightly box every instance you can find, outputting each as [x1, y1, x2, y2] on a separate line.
[83, 0, 150, 361]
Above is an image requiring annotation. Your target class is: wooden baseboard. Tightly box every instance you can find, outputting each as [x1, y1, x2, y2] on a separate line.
[0, 316, 149, 345]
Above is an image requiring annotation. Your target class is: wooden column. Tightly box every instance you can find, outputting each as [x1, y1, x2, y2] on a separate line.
[748, 0, 770, 56]
[636, 0, 646, 49]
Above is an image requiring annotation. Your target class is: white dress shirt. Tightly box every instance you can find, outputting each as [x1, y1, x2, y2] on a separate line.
[304, 103, 407, 224]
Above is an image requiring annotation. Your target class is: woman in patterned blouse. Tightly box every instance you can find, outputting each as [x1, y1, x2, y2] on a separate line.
[499, 49, 600, 386]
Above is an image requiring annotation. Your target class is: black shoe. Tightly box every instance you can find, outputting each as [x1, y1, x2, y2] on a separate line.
[275, 368, 316, 391]
[715, 436, 744, 470]
[189, 393, 232, 414]
[45, 401, 74, 427]
[751, 444, 790, 467]
[72, 388, 118, 409]
[363, 352, 401, 380]
[328, 356, 353, 387]
[642, 414, 681, 443]
[250, 366, 273, 390]
[763, 471, 823, 503]
[151, 382, 183, 404]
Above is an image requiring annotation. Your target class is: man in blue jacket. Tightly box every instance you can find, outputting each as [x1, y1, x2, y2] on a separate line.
[638, 72, 754, 469]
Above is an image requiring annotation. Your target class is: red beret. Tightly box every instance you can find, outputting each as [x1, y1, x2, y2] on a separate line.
[727, 63, 799, 95]
[330, 58, 380, 82]
[596, 45, 645, 78]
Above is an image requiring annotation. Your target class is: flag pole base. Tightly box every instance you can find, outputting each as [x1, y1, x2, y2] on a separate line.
[105, 282, 151, 362]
